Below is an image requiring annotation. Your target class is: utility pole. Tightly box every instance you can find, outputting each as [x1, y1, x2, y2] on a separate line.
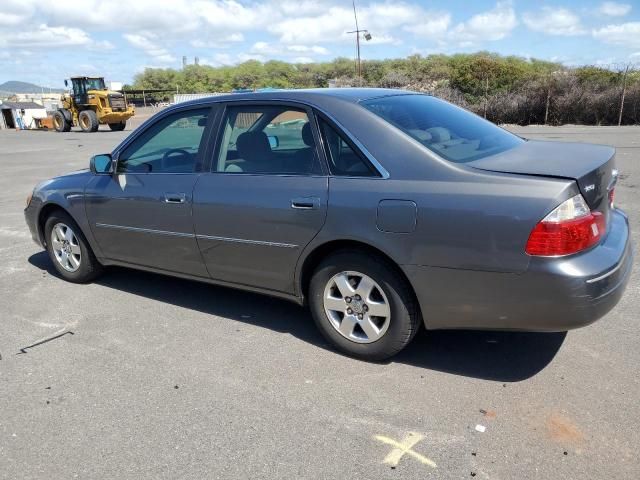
[346, 0, 371, 86]
[618, 64, 629, 126]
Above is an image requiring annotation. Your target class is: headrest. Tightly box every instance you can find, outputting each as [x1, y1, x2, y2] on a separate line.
[236, 131, 272, 161]
[225, 163, 243, 173]
[426, 127, 451, 143]
[301, 122, 314, 147]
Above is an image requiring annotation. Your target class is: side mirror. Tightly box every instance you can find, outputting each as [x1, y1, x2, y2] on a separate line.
[90, 154, 114, 174]
[64, 79, 68, 87]
[267, 135, 279, 149]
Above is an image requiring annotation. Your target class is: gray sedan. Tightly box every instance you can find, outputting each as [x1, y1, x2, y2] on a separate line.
[24, 89, 633, 360]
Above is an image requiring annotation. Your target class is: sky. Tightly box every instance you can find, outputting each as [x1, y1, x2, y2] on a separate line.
[1, 0, 639, 88]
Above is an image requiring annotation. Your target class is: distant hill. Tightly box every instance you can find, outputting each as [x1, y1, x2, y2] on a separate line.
[0, 81, 64, 94]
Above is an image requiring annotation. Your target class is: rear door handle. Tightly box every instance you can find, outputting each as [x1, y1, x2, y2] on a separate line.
[164, 192, 186, 204]
[291, 196, 320, 210]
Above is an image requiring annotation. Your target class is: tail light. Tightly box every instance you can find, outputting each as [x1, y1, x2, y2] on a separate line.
[526, 194, 606, 256]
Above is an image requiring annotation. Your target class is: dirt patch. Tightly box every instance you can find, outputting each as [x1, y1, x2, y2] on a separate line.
[546, 413, 584, 444]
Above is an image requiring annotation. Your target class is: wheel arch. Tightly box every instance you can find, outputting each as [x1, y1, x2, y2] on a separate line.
[297, 239, 420, 314]
[37, 203, 86, 248]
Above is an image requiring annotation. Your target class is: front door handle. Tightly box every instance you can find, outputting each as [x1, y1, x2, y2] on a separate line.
[164, 192, 186, 204]
[291, 196, 320, 210]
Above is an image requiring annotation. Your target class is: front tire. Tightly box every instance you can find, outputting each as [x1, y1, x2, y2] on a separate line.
[53, 110, 71, 132]
[78, 110, 99, 132]
[309, 250, 420, 361]
[44, 211, 103, 283]
[108, 121, 126, 131]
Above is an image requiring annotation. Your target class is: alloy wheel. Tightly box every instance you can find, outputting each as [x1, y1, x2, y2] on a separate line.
[323, 271, 391, 343]
[51, 223, 81, 272]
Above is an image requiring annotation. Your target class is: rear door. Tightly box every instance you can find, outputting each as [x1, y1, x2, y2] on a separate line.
[85, 106, 213, 276]
[192, 102, 328, 294]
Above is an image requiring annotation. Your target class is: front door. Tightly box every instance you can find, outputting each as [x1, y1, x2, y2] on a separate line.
[85, 107, 212, 277]
[193, 103, 328, 294]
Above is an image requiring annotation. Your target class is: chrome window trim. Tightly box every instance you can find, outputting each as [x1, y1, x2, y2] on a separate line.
[313, 110, 390, 179]
[113, 96, 390, 179]
[111, 101, 216, 160]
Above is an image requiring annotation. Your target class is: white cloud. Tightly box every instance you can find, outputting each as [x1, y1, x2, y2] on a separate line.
[593, 22, 640, 48]
[268, 6, 353, 44]
[598, 2, 632, 17]
[0, 0, 34, 26]
[287, 45, 329, 55]
[89, 40, 116, 51]
[190, 33, 245, 49]
[522, 7, 586, 36]
[267, 1, 453, 49]
[449, 1, 518, 45]
[196, 0, 270, 30]
[405, 14, 451, 38]
[247, 42, 330, 60]
[202, 53, 234, 66]
[37, 0, 201, 33]
[124, 33, 176, 64]
[0, 24, 92, 48]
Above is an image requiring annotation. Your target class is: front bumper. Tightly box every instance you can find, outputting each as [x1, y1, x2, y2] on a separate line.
[24, 200, 43, 247]
[404, 209, 634, 331]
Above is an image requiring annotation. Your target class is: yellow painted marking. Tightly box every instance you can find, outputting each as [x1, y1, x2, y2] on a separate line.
[374, 432, 437, 468]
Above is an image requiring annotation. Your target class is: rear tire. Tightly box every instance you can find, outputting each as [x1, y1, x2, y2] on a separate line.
[309, 250, 420, 361]
[44, 211, 103, 283]
[53, 110, 71, 132]
[108, 121, 126, 131]
[78, 110, 99, 132]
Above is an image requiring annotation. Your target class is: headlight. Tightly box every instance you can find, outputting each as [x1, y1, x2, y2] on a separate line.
[26, 191, 33, 208]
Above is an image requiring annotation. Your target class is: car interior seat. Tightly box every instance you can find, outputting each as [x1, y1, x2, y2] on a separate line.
[236, 130, 281, 173]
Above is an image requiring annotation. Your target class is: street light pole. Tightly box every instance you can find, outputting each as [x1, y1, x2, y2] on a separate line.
[354, 0, 361, 80]
[346, 0, 371, 86]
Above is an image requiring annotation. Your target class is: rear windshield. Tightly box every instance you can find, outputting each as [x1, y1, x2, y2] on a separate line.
[361, 94, 523, 163]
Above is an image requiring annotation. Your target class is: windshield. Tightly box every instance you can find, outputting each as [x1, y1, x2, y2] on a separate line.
[362, 94, 523, 163]
[85, 78, 106, 90]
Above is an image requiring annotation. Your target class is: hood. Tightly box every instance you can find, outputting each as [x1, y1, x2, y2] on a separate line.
[55, 168, 91, 178]
[36, 169, 90, 189]
[468, 140, 617, 210]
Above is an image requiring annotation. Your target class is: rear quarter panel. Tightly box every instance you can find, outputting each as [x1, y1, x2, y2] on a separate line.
[303, 170, 578, 274]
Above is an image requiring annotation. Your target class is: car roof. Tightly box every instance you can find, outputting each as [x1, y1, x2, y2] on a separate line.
[175, 88, 419, 109]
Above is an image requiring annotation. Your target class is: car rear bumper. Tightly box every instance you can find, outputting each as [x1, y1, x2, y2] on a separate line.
[403, 209, 633, 331]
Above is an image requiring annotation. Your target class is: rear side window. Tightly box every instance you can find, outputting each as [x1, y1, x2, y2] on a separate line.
[215, 105, 320, 175]
[318, 118, 379, 177]
[362, 94, 523, 163]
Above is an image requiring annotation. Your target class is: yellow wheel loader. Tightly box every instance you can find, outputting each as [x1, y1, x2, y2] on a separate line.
[53, 77, 135, 133]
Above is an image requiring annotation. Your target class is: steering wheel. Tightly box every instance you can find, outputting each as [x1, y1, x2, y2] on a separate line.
[161, 148, 191, 170]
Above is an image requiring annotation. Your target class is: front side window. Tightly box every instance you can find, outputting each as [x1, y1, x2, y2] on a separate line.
[117, 108, 209, 173]
[362, 94, 524, 163]
[216, 105, 319, 175]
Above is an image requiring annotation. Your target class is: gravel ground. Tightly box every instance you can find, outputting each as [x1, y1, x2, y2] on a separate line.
[0, 120, 638, 479]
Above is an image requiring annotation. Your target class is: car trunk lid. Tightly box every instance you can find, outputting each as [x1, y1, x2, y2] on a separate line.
[468, 140, 617, 213]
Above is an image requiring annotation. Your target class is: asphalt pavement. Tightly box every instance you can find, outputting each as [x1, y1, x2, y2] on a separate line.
[0, 118, 638, 479]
